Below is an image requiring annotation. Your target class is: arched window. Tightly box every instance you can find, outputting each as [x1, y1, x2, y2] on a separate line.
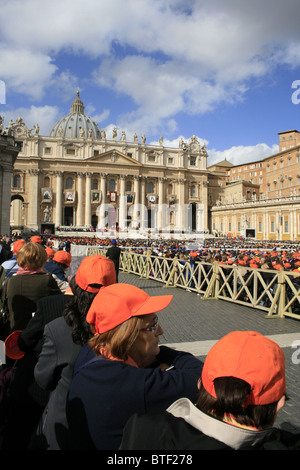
[66, 177, 73, 189]
[44, 176, 50, 187]
[109, 179, 116, 191]
[147, 181, 154, 193]
[168, 183, 172, 194]
[191, 184, 196, 197]
[92, 179, 98, 190]
[126, 181, 132, 192]
[13, 174, 21, 189]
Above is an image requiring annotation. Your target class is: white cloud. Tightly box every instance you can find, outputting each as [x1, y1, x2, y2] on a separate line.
[90, 109, 110, 125]
[207, 143, 279, 166]
[0, 46, 57, 100]
[2, 105, 60, 135]
[50, 70, 81, 102]
[2, 0, 300, 100]
[1, 0, 300, 147]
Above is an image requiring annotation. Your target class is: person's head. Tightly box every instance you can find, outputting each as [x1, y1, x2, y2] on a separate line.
[64, 255, 116, 345]
[45, 247, 56, 260]
[12, 239, 26, 255]
[16, 242, 47, 270]
[197, 331, 286, 429]
[87, 283, 173, 367]
[30, 235, 42, 244]
[75, 255, 116, 293]
[53, 250, 72, 269]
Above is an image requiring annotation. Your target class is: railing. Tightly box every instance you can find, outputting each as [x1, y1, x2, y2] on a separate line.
[87, 246, 300, 320]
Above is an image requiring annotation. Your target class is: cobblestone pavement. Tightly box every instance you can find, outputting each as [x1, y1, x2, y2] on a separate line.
[119, 271, 300, 430]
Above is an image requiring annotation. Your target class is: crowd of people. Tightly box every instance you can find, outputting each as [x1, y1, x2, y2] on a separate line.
[0, 233, 300, 450]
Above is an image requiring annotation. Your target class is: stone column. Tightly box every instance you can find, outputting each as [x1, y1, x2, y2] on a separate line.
[0, 135, 20, 234]
[27, 168, 39, 230]
[263, 211, 267, 239]
[77, 172, 84, 226]
[277, 210, 282, 240]
[140, 176, 146, 231]
[55, 171, 63, 227]
[119, 175, 126, 230]
[1, 164, 13, 234]
[176, 177, 185, 231]
[201, 180, 208, 231]
[85, 172, 92, 226]
[97, 173, 107, 230]
[100, 173, 106, 205]
[158, 177, 164, 230]
[292, 209, 296, 240]
[133, 175, 140, 228]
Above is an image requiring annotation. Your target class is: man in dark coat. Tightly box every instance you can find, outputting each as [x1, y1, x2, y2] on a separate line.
[106, 239, 121, 282]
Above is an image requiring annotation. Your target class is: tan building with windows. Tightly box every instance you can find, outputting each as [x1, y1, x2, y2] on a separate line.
[8, 92, 209, 237]
[211, 130, 300, 240]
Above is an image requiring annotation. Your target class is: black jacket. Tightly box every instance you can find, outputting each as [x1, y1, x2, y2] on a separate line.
[120, 407, 300, 451]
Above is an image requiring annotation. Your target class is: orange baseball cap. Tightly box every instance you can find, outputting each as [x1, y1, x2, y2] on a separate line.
[274, 264, 283, 270]
[45, 247, 56, 257]
[30, 235, 42, 244]
[5, 330, 25, 360]
[75, 255, 116, 293]
[53, 250, 72, 267]
[87, 283, 173, 333]
[201, 331, 286, 406]
[12, 239, 26, 254]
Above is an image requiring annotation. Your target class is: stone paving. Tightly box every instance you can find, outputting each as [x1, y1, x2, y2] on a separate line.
[119, 271, 300, 430]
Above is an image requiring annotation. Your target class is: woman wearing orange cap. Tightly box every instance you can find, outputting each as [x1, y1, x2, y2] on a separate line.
[44, 249, 72, 293]
[3, 242, 61, 333]
[0, 242, 62, 449]
[120, 331, 294, 450]
[66, 283, 203, 450]
[1, 239, 26, 278]
[30, 255, 117, 450]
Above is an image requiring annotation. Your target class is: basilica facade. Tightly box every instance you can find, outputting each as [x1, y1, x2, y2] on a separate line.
[8, 92, 210, 237]
[6, 91, 300, 241]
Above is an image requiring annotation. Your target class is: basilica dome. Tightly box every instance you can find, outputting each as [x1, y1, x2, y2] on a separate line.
[49, 91, 101, 139]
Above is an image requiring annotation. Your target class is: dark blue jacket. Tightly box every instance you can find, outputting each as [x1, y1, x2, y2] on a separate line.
[66, 344, 203, 450]
[45, 260, 67, 283]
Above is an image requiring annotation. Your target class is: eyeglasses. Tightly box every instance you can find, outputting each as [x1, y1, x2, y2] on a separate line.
[140, 316, 159, 332]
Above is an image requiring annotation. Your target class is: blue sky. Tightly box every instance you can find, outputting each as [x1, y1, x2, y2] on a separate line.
[1, 0, 300, 166]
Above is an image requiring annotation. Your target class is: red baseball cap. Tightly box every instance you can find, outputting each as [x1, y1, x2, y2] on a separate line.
[30, 235, 42, 244]
[45, 247, 56, 257]
[12, 239, 26, 254]
[53, 250, 72, 267]
[5, 330, 25, 360]
[75, 255, 116, 293]
[87, 283, 173, 333]
[201, 331, 286, 406]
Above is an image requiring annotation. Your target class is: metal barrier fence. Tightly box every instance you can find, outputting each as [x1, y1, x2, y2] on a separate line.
[87, 247, 300, 320]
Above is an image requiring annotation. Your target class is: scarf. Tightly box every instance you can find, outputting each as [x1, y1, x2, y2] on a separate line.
[17, 266, 44, 275]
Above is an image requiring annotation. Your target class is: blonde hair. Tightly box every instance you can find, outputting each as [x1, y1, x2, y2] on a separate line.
[88, 316, 143, 361]
[16, 242, 47, 270]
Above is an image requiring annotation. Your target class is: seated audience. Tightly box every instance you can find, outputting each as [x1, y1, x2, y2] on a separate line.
[1, 239, 26, 278]
[31, 255, 116, 450]
[3, 242, 61, 333]
[119, 331, 299, 450]
[66, 283, 203, 450]
[0, 238, 12, 264]
[45, 250, 71, 293]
